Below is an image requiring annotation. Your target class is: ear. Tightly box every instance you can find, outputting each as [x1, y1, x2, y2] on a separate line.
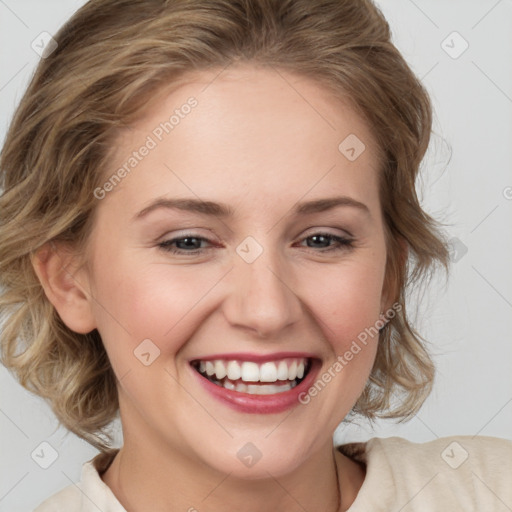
[31, 242, 96, 334]
[381, 236, 408, 313]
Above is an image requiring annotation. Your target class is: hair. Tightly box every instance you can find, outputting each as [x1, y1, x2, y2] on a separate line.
[0, 0, 449, 451]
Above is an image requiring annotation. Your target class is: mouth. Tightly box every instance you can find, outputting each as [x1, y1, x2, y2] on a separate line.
[190, 357, 312, 395]
[189, 353, 319, 414]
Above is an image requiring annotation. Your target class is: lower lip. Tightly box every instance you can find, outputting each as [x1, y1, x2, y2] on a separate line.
[191, 361, 320, 414]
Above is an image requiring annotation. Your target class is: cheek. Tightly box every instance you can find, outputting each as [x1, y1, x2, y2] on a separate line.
[303, 256, 386, 348]
[88, 253, 226, 361]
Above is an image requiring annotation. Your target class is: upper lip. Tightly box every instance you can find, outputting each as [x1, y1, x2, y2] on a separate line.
[189, 351, 320, 363]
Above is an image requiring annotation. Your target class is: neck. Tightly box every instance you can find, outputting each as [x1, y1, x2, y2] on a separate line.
[101, 436, 364, 512]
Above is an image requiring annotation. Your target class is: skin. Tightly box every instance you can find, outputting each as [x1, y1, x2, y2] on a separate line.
[34, 63, 392, 511]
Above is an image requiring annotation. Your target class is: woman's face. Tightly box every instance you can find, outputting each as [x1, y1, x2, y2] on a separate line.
[82, 64, 388, 477]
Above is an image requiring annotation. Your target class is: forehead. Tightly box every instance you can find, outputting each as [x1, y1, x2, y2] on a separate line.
[101, 64, 382, 217]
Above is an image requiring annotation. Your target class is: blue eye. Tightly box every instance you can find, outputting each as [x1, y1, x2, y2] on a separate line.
[158, 235, 212, 255]
[157, 232, 354, 256]
[299, 233, 354, 252]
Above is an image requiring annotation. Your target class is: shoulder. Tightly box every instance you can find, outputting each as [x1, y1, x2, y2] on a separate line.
[33, 450, 123, 512]
[338, 435, 512, 510]
[368, 434, 512, 468]
[33, 484, 81, 512]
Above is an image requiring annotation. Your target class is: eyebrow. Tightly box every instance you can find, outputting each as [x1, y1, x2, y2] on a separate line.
[133, 196, 370, 220]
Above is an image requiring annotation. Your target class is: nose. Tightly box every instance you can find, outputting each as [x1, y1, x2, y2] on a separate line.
[222, 245, 303, 338]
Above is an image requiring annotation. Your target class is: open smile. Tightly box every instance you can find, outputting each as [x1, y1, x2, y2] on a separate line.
[189, 354, 320, 413]
[191, 357, 311, 395]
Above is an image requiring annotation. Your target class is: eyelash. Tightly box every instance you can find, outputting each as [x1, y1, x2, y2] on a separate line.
[157, 232, 354, 255]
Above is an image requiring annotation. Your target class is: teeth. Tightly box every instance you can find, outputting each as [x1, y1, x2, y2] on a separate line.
[246, 383, 293, 395]
[224, 380, 236, 391]
[241, 361, 260, 382]
[247, 384, 262, 394]
[288, 360, 297, 380]
[226, 361, 241, 380]
[235, 382, 248, 393]
[194, 357, 309, 384]
[214, 360, 227, 379]
[297, 361, 305, 379]
[260, 362, 278, 382]
[205, 361, 215, 376]
[277, 361, 288, 380]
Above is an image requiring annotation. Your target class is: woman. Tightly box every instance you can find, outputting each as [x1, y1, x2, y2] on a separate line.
[1, 0, 510, 510]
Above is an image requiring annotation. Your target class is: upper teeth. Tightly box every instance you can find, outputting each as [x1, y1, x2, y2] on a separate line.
[197, 358, 307, 383]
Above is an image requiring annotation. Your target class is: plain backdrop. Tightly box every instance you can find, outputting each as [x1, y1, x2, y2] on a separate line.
[1, 1, 511, 510]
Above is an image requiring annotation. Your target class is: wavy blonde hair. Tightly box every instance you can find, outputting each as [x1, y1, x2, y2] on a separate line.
[0, 0, 448, 451]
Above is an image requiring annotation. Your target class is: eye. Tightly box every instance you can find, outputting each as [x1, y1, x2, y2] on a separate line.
[298, 232, 354, 253]
[157, 231, 354, 256]
[158, 234, 213, 255]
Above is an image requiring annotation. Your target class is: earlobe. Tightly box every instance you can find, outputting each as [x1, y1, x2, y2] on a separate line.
[31, 242, 97, 334]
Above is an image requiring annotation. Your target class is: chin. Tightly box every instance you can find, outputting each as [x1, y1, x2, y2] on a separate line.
[203, 447, 308, 481]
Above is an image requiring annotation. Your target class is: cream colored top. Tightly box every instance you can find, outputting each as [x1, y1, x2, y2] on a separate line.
[33, 435, 512, 511]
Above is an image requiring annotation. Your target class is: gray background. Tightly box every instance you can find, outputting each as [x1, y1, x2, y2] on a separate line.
[1, 1, 511, 510]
